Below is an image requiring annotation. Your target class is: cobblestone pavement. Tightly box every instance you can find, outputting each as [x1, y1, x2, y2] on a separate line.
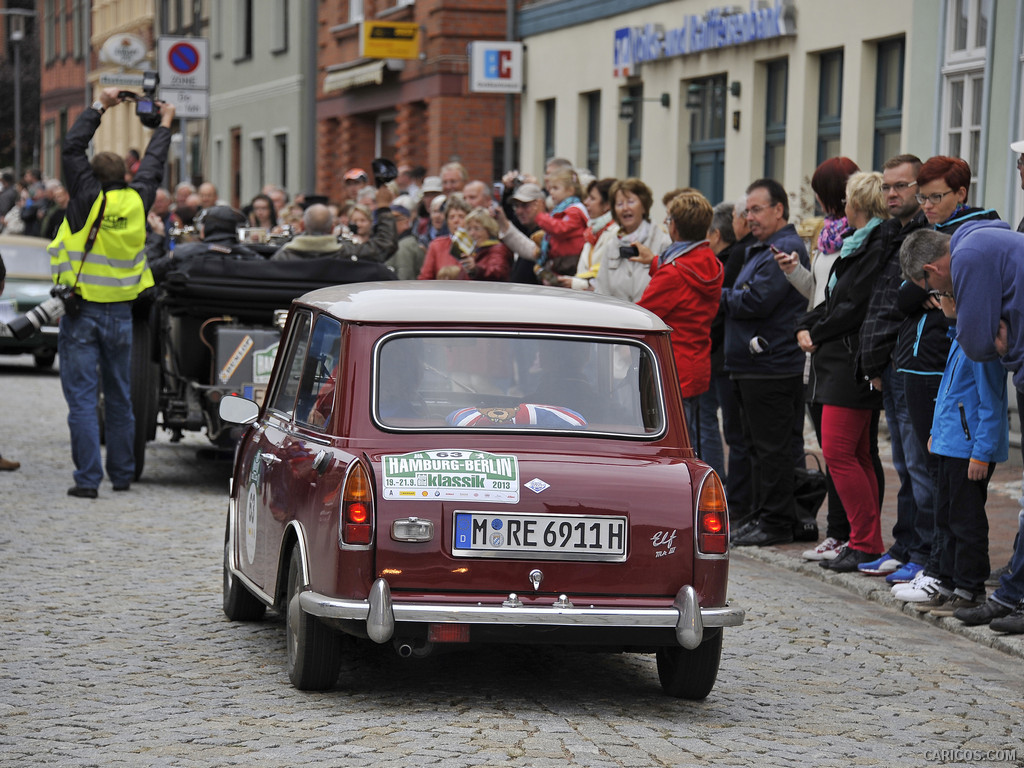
[1, 361, 1023, 768]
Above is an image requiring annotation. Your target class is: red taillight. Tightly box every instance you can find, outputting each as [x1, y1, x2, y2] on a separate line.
[697, 472, 729, 555]
[428, 623, 471, 643]
[340, 463, 373, 546]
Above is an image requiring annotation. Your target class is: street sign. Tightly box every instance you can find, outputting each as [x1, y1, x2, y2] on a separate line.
[468, 42, 524, 94]
[360, 21, 420, 59]
[99, 73, 147, 88]
[157, 36, 209, 90]
[159, 87, 209, 119]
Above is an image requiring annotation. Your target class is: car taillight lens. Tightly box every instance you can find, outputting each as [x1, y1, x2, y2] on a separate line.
[697, 471, 728, 555]
[340, 462, 374, 546]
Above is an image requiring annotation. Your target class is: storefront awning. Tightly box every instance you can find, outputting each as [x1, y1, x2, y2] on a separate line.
[323, 61, 386, 94]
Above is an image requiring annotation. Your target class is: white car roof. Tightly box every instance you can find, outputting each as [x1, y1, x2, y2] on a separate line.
[300, 281, 670, 332]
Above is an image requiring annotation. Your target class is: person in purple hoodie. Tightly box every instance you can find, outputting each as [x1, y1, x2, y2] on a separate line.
[899, 221, 1024, 633]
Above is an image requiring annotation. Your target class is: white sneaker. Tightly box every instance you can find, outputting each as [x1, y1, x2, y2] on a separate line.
[802, 537, 846, 561]
[894, 574, 942, 602]
[891, 568, 929, 596]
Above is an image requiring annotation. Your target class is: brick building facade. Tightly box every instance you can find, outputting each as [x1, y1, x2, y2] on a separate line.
[316, 0, 517, 204]
[38, 0, 90, 182]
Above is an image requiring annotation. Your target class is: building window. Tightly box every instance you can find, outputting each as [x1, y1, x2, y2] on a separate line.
[817, 50, 843, 165]
[764, 60, 788, 181]
[275, 133, 288, 189]
[350, 0, 364, 23]
[541, 99, 556, 169]
[873, 38, 904, 171]
[235, 0, 253, 61]
[942, 0, 989, 201]
[252, 137, 266, 191]
[689, 75, 726, 205]
[211, 0, 222, 57]
[585, 91, 601, 176]
[272, 0, 289, 53]
[43, 0, 55, 62]
[43, 120, 56, 179]
[376, 113, 398, 161]
[56, 1, 65, 59]
[626, 85, 643, 178]
[71, 0, 84, 59]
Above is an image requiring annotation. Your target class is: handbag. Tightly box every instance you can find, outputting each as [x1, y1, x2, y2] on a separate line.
[792, 453, 827, 542]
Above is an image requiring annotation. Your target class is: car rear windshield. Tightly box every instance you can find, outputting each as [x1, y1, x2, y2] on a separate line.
[374, 333, 664, 436]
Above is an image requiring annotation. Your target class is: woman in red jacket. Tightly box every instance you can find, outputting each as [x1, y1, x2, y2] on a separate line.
[636, 189, 724, 412]
[417, 193, 472, 279]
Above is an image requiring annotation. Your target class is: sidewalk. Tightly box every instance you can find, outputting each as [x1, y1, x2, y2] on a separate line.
[732, 437, 1024, 660]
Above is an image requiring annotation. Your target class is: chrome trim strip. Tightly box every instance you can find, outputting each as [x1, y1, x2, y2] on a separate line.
[298, 579, 744, 647]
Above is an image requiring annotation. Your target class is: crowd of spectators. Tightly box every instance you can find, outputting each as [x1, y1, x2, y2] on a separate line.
[5, 139, 1024, 636]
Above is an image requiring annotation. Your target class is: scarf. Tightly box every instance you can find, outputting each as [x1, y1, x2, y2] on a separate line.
[618, 219, 651, 248]
[539, 196, 582, 264]
[584, 211, 613, 246]
[658, 239, 707, 267]
[817, 214, 848, 255]
[826, 216, 882, 295]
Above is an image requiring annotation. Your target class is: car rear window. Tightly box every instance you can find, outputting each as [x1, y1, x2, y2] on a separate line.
[374, 333, 664, 436]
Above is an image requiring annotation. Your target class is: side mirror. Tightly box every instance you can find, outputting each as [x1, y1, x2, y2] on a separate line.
[219, 394, 260, 425]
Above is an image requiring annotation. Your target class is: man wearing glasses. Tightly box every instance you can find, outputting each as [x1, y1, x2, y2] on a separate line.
[723, 178, 810, 547]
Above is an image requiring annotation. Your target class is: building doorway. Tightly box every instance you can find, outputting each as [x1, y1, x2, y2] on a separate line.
[688, 75, 726, 205]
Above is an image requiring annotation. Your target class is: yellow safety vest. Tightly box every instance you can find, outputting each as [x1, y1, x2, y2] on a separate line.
[48, 187, 153, 302]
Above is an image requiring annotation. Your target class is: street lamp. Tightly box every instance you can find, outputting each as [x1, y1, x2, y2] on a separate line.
[1, 8, 35, 182]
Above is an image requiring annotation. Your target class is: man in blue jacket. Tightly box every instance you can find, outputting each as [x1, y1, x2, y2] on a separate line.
[724, 178, 810, 547]
[899, 222, 1024, 633]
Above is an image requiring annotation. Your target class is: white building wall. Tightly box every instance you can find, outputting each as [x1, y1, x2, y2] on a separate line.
[520, 0, 915, 222]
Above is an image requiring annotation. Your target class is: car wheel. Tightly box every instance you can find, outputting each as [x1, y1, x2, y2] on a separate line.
[130, 310, 160, 481]
[655, 629, 723, 700]
[33, 350, 56, 369]
[286, 543, 341, 691]
[222, 539, 266, 621]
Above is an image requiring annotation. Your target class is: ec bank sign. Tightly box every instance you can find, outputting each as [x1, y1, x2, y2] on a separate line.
[613, 0, 796, 77]
[469, 41, 524, 93]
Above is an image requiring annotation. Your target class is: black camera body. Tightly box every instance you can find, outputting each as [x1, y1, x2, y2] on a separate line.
[371, 158, 398, 189]
[119, 71, 162, 129]
[619, 243, 638, 259]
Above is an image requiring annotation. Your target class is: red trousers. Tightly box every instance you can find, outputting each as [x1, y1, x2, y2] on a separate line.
[821, 404, 883, 553]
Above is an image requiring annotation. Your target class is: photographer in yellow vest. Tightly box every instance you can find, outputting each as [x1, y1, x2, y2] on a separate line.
[50, 87, 176, 498]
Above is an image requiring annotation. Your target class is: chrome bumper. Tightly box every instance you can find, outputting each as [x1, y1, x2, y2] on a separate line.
[299, 580, 745, 650]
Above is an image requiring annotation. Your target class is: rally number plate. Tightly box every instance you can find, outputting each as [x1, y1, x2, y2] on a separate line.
[452, 512, 627, 562]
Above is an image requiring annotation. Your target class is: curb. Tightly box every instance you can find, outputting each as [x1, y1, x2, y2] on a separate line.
[734, 546, 1024, 660]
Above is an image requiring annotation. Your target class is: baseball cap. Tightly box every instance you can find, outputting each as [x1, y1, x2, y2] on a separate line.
[201, 205, 247, 237]
[1011, 140, 1024, 154]
[344, 168, 369, 182]
[390, 204, 412, 218]
[421, 176, 443, 194]
[511, 183, 545, 203]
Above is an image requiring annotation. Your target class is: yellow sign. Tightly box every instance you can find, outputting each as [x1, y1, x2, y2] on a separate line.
[360, 22, 421, 60]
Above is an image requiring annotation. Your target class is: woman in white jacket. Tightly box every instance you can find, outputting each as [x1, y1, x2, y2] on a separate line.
[593, 178, 670, 303]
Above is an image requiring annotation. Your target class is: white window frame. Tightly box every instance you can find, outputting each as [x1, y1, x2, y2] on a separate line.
[946, 0, 991, 65]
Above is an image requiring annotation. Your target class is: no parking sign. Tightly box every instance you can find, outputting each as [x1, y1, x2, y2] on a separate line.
[157, 36, 209, 118]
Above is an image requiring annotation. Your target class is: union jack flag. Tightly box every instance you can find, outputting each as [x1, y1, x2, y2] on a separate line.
[446, 403, 587, 428]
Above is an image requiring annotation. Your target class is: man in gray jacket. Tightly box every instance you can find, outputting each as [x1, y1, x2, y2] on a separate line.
[272, 188, 397, 263]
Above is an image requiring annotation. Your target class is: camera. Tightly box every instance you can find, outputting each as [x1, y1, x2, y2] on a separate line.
[6, 285, 79, 341]
[119, 71, 162, 130]
[748, 336, 770, 356]
[619, 243, 638, 259]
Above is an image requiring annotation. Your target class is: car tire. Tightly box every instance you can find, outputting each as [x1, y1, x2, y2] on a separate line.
[33, 350, 56, 369]
[655, 629, 723, 700]
[286, 543, 341, 691]
[130, 310, 160, 481]
[222, 539, 266, 621]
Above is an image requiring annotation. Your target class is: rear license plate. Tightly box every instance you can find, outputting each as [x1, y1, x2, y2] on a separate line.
[452, 512, 627, 562]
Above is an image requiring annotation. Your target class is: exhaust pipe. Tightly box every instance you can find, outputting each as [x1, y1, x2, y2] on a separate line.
[393, 639, 434, 658]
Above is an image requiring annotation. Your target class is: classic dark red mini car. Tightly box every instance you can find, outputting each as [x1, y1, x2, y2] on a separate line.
[220, 281, 744, 699]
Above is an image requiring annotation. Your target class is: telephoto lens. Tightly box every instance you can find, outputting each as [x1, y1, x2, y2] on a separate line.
[7, 294, 67, 340]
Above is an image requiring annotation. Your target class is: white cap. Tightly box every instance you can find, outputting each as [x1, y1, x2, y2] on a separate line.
[1011, 140, 1024, 154]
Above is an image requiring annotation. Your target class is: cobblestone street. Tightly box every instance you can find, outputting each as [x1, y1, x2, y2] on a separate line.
[1, 360, 1022, 767]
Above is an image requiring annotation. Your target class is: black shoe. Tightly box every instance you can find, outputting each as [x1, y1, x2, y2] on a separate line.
[952, 598, 1011, 625]
[113, 484, 130, 492]
[730, 518, 759, 542]
[826, 548, 882, 573]
[732, 525, 794, 548]
[820, 543, 848, 568]
[989, 603, 1024, 634]
[67, 486, 98, 499]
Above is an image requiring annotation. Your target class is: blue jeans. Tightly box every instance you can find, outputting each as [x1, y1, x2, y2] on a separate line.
[903, 372, 943, 576]
[59, 300, 135, 489]
[684, 387, 726, 479]
[993, 480, 1024, 607]
[883, 366, 923, 564]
